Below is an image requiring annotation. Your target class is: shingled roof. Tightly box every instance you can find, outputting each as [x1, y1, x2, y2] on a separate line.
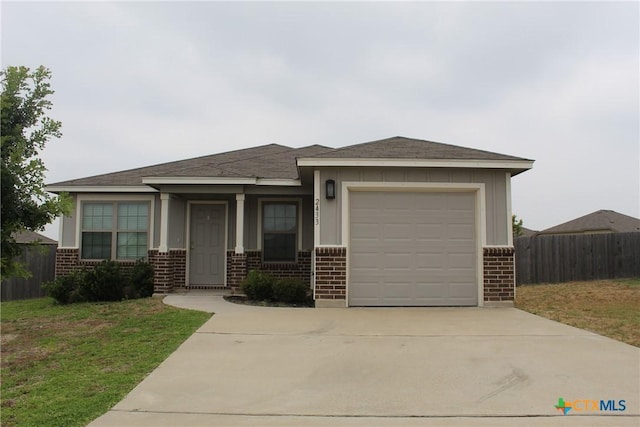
[306, 136, 529, 161]
[539, 210, 640, 235]
[48, 144, 301, 187]
[12, 230, 58, 245]
[47, 136, 532, 189]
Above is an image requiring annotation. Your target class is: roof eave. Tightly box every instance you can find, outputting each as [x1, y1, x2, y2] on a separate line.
[45, 185, 158, 194]
[141, 176, 302, 186]
[296, 157, 534, 172]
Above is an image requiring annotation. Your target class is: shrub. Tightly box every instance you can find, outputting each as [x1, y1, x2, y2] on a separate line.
[272, 278, 309, 304]
[43, 269, 85, 305]
[82, 260, 125, 302]
[241, 270, 275, 301]
[44, 260, 143, 304]
[128, 259, 154, 298]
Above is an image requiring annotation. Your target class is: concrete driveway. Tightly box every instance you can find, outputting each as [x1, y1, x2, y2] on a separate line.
[90, 295, 639, 426]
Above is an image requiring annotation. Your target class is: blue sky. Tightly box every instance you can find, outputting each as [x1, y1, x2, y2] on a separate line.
[2, 1, 638, 238]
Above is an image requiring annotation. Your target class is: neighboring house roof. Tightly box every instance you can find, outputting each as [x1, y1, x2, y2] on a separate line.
[12, 230, 58, 245]
[539, 210, 640, 235]
[46, 136, 533, 191]
[519, 227, 538, 237]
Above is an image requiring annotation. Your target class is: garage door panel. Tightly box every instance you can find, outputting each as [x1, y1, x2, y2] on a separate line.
[447, 223, 474, 238]
[350, 253, 380, 268]
[414, 254, 444, 268]
[349, 191, 477, 307]
[382, 253, 413, 268]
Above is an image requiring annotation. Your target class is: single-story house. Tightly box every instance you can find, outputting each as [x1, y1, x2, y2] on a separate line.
[46, 136, 533, 307]
[538, 210, 640, 236]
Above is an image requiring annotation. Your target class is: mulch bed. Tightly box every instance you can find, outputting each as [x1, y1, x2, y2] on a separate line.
[224, 295, 314, 308]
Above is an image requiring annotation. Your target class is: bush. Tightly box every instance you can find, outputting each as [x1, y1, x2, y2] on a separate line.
[272, 278, 309, 304]
[128, 259, 154, 298]
[43, 269, 85, 305]
[44, 259, 154, 304]
[82, 260, 125, 302]
[241, 270, 275, 301]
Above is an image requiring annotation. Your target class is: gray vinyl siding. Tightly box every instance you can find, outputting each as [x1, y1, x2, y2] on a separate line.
[318, 167, 509, 246]
[245, 196, 259, 250]
[153, 194, 161, 248]
[60, 194, 78, 247]
[168, 197, 186, 249]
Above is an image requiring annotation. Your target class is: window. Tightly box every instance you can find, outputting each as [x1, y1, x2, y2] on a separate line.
[262, 202, 297, 262]
[81, 202, 149, 260]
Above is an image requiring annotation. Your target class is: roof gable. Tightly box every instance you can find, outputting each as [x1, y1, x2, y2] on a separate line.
[540, 210, 640, 235]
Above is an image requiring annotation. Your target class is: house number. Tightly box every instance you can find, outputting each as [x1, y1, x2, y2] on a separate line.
[314, 198, 320, 225]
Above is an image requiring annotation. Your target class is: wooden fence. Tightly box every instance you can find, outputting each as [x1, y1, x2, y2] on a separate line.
[1, 244, 57, 301]
[515, 232, 640, 285]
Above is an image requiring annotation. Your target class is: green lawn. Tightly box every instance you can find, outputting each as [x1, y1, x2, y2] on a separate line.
[1, 297, 211, 427]
[515, 278, 640, 347]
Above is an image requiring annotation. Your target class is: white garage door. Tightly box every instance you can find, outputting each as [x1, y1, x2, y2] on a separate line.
[349, 191, 477, 306]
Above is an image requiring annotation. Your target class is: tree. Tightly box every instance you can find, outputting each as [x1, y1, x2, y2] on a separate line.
[512, 214, 524, 237]
[1, 66, 70, 280]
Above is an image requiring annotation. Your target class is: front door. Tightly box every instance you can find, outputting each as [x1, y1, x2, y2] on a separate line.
[189, 204, 225, 286]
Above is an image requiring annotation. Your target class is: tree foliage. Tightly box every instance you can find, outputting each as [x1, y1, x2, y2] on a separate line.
[1, 66, 70, 279]
[512, 214, 524, 237]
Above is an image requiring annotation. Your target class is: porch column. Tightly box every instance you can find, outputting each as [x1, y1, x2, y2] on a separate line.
[235, 193, 245, 254]
[159, 193, 170, 253]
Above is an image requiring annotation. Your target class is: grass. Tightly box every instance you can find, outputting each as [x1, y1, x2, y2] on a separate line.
[515, 278, 640, 347]
[0, 297, 211, 427]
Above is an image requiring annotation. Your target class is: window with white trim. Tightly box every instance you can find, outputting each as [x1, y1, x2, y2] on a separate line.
[262, 202, 297, 262]
[81, 202, 149, 260]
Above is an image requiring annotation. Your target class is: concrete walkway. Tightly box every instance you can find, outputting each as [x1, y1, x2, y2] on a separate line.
[90, 295, 640, 426]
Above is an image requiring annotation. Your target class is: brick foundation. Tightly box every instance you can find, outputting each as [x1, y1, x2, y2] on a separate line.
[148, 250, 172, 294]
[55, 248, 81, 277]
[226, 251, 247, 291]
[314, 247, 347, 301]
[483, 247, 515, 303]
[55, 248, 137, 276]
[169, 249, 187, 289]
[227, 250, 312, 292]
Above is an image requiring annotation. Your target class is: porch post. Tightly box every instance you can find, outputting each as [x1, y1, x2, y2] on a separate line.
[235, 193, 245, 254]
[159, 193, 170, 253]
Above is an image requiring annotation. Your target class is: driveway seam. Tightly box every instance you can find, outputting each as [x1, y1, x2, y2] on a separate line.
[195, 331, 597, 338]
[107, 409, 640, 419]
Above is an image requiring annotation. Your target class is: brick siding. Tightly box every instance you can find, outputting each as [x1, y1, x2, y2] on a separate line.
[55, 248, 137, 276]
[314, 247, 347, 300]
[226, 251, 247, 291]
[148, 250, 172, 294]
[55, 248, 80, 277]
[483, 247, 515, 303]
[169, 249, 187, 289]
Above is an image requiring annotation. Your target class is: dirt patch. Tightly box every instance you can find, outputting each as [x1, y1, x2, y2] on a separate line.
[1, 334, 18, 346]
[516, 279, 640, 347]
